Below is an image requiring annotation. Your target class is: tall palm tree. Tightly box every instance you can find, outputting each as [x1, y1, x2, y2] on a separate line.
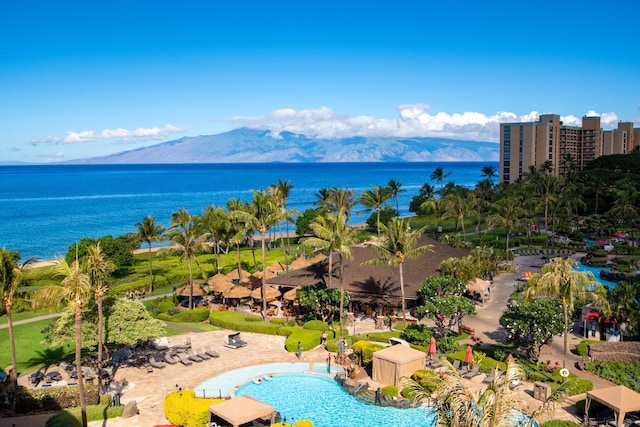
[268, 181, 299, 271]
[430, 166, 451, 191]
[166, 208, 205, 310]
[480, 165, 498, 183]
[135, 215, 165, 293]
[534, 172, 560, 232]
[316, 187, 357, 220]
[357, 185, 392, 236]
[487, 195, 524, 261]
[300, 211, 358, 336]
[33, 256, 92, 427]
[84, 243, 114, 397]
[608, 180, 639, 243]
[364, 218, 433, 326]
[230, 190, 279, 314]
[227, 197, 250, 282]
[402, 357, 565, 427]
[275, 179, 295, 261]
[526, 257, 609, 368]
[387, 179, 406, 213]
[441, 187, 472, 241]
[1, 248, 36, 414]
[200, 204, 231, 273]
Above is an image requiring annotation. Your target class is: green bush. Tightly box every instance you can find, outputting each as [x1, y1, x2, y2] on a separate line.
[245, 315, 263, 322]
[170, 307, 210, 323]
[16, 385, 100, 414]
[270, 318, 286, 325]
[284, 327, 321, 352]
[303, 320, 329, 331]
[164, 390, 224, 427]
[381, 385, 398, 398]
[400, 323, 433, 346]
[45, 402, 124, 427]
[209, 311, 281, 335]
[351, 340, 385, 367]
[575, 340, 598, 357]
[539, 421, 582, 427]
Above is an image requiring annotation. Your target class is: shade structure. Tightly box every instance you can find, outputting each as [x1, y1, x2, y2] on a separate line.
[429, 337, 437, 355]
[252, 269, 278, 281]
[289, 257, 312, 270]
[266, 261, 286, 274]
[465, 345, 473, 364]
[224, 285, 252, 299]
[238, 274, 262, 289]
[372, 344, 426, 388]
[175, 280, 207, 296]
[282, 287, 299, 301]
[250, 285, 281, 300]
[226, 268, 252, 282]
[586, 385, 640, 427]
[466, 278, 491, 304]
[209, 395, 275, 427]
[309, 253, 327, 263]
[207, 273, 234, 293]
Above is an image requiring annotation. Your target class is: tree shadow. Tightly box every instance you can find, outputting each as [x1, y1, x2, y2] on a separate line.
[26, 346, 70, 372]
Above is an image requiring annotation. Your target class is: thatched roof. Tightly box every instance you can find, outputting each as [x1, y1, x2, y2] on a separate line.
[267, 236, 468, 305]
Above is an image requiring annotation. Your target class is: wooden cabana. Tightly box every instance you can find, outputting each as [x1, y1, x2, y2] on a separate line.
[209, 395, 275, 427]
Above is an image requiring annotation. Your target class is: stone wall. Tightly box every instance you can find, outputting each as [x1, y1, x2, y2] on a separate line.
[589, 341, 640, 363]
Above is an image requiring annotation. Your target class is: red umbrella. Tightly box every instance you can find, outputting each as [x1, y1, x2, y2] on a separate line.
[465, 345, 473, 365]
[507, 353, 514, 361]
[429, 337, 437, 355]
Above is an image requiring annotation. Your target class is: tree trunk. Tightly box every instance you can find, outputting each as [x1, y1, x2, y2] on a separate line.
[261, 230, 268, 314]
[7, 306, 18, 415]
[147, 242, 154, 293]
[75, 309, 88, 427]
[187, 255, 193, 310]
[236, 242, 243, 282]
[96, 296, 104, 399]
[338, 254, 345, 337]
[562, 301, 569, 369]
[399, 263, 407, 327]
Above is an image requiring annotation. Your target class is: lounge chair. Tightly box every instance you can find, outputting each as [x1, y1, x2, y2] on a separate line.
[427, 354, 443, 369]
[458, 365, 469, 376]
[185, 349, 204, 362]
[463, 365, 480, 379]
[194, 348, 211, 360]
[452, 359, 461, 371]
[482, 367, 497, 384]
[175, 353, 193, 366]
[150, 355, 165, 369]
[204, 346, 220, 358]
[163, 352, 178, 365]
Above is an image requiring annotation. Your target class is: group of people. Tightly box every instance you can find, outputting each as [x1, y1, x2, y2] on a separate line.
[124, 289, 146, 301]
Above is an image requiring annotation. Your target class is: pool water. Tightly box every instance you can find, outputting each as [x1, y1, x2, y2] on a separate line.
[573, 263, 616, 290]
[235, 373, 435, 427]
[194, 362, 344, 398]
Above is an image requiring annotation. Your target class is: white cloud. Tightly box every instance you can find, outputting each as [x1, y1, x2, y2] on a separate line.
[231, 106, 623, 141]
[31, 124, 184, 145]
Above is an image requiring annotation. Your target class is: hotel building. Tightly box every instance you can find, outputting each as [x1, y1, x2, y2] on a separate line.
[499, 114, 639, 183]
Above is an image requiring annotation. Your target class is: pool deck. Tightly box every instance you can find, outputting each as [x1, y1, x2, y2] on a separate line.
[8, 254, 595, 426]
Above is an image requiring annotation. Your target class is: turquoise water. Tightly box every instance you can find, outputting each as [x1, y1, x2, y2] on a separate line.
[235, 373, 435, 427]
[573, 263, 616, 289]
[194, 362, 343, 398]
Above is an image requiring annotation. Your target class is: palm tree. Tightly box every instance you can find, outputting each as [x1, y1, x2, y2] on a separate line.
[200, 205, 231, 273]
[84, 243, 114, 397]
[166, 208, 205, 310]
[1, 248, 36, 414]
[230, 190, 279, 314]
[268, 181, 299, 271]
[135, 215, 165, 293]
[316, 187, 357, 220]
[487, 195, 524, 261]
[402, 357, 566, 427]
[227, 197, 250, 282]
[300, 211, 358, 336]
[387, 179, 406, 213]
[430, 166, 451, 191]
[480, 165, 498, 183]
[441, 187, 472, 241]
[357, 185, 392, 236]
[275, 179, 295, 261]
[33, 256, 92, 427]
[534, 172, 560, 232]
[608, 180, 639, 243]
[526, 257, 609, 368]
[364, 218, 433, 326]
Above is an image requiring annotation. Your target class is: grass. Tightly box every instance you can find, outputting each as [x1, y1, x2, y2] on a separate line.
[45, 402, 124, 427]
[0, 318, 72, 374]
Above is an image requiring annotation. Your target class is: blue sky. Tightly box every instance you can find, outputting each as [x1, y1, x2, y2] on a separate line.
[1, 0, 639, 163]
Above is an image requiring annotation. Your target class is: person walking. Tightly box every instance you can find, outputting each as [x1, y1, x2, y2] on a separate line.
[297, 341, 302, 359]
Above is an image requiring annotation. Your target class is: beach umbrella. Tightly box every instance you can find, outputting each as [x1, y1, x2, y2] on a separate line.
[429, 337, 437, 356]
[206, 273, 234, 293]
[266, 261, 286, 274]
[283, 287, 299, 301]
[250, 285, 281, 300]
[289, 257, 312, 270]
[465, 345, 473, 365]
[175, 280, 207, 296]
[225, 285, 252, 299]
[226, 268, 252, 282]
[507, 353, 514, 361]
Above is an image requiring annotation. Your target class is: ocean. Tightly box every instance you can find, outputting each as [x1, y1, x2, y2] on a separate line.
[0, 162, 497, 261]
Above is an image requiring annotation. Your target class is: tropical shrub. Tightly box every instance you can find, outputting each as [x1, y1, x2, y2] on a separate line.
[164, 390, 224, 427]
[400, 323, 432, 346]
[163, 307, 210, 323]
[16, 385, 100, 414]
[540, 421, 582, 427]
[381, 385, 398, 398]
[303, 319, 329, 331]
[351, 340, 385, 367]
[585, 360, 640, 392]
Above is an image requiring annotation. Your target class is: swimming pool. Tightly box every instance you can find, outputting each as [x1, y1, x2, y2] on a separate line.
[235, 373, 435, 427]
[194, 362, 344, 398]
[573, 263, 616, 289]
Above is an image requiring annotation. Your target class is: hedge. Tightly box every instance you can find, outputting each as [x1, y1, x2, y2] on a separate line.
[15, 385, 100, 414]
[209, 310, 281, 335]
[158, 307, 210, 323]
[164, 390, 224, 427]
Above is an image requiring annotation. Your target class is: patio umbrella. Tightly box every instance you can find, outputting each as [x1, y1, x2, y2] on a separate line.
[225, 285, 252, 299]
[507, 353, 514, 361]
[250, 285, 281, 300]
[207, 273, 234, 293]
[283, 287, 299, 301]
[429, 337, 437, 356]
[465, 345, 473, 365]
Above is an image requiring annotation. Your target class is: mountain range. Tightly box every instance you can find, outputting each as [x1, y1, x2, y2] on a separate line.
[65, 128, 499, 164]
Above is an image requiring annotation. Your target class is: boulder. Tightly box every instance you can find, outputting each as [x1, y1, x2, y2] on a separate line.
[121, 400, 138, 418]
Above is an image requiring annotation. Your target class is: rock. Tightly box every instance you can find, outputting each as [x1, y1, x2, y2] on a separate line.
[121, 400, 138, 418]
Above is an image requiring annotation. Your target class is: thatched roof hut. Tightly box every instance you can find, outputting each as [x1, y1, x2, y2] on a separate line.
[267, 237, 468, 305]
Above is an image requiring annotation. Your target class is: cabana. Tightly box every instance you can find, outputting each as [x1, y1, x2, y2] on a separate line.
[209, 395, 275, 427]
[466, 278, 491, 305]
[372, 344, 426, 388]
[585, 385, 640, 427]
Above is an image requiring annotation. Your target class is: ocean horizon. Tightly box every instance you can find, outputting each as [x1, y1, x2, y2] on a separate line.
[0, 162, 497, 261]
